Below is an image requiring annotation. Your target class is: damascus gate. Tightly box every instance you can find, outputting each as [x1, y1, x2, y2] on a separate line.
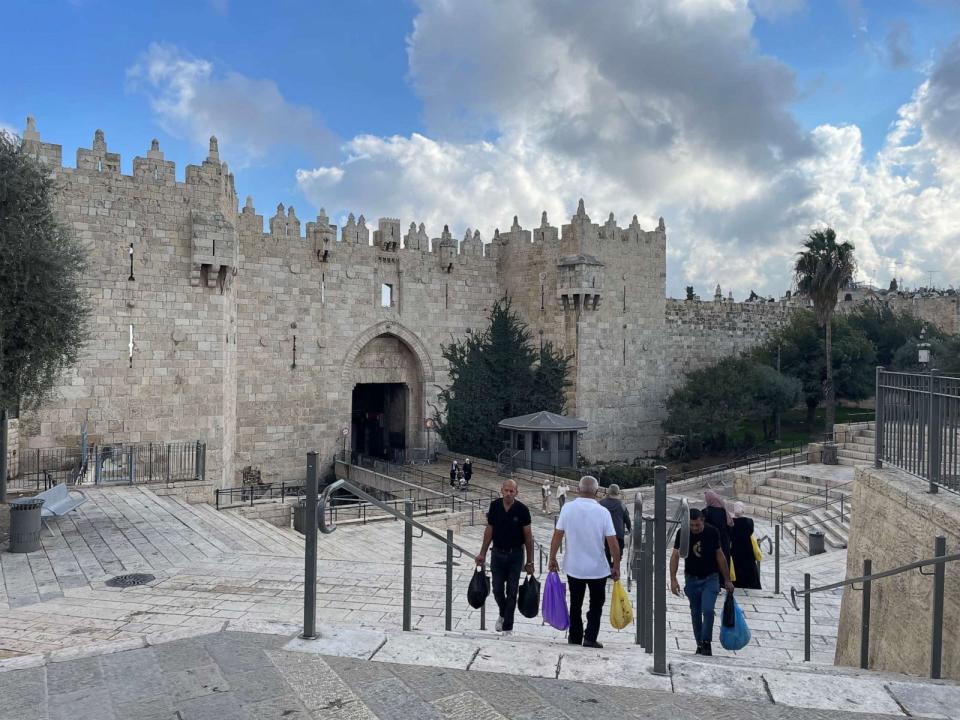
[11, 119, 807, 489]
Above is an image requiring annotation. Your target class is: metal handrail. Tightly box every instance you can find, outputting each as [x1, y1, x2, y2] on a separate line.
[322, 479, 476, 558]
[767, 479, 853, 520]
[790, 536, 955, 679]
[791, 551, 960, 606]
[776, 485, 853, 524]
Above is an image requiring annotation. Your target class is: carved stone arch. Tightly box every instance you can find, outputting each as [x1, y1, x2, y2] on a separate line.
[341, 321, 435, 384]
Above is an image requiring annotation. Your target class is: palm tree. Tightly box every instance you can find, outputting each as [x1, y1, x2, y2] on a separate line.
[794, 228, 856, 436]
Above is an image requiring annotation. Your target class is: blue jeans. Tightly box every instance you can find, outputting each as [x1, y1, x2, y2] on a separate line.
[684, 573, 720, 644]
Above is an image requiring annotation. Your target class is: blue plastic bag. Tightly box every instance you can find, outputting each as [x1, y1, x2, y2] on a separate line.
[542, 571, 569, 631]
[719, 594, 751, 651]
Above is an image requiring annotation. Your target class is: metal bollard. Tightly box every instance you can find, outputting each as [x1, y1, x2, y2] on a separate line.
[860, 558, 871, 669]
[774, 525, 780, 595]
[931, 536, 946, 679]
[301, 452, 318, 639]
[633, 493, 643, 646]
[445, 529, 454, 632]
[644, 516, 654, 654]
[803, 573, 811, 662]
[653, 466, 667, 675]
[403, 500, 413, 631]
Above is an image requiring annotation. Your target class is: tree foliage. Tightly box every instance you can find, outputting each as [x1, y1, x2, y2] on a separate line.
[1, 132, 90, 414]
[663, 356, 802, 454]
[846, 304, 927, 367]
[794, 228, 856, 432]
[754, 310, 875, 425]
[433, 298, 572, 459]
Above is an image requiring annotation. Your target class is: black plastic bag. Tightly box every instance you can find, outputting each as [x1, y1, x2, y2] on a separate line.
[467, 567, 490, 609]
[517, 574, 541, 618]
[721, 590, 736, 628]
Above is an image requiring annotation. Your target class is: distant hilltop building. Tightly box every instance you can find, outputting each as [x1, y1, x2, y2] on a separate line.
[10, 118, 957, 487]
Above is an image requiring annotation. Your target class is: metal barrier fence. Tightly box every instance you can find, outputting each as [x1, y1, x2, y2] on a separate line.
[6, 447, 85, 490]
[92, 441, 206, 485]
[875, 369, 960, 493]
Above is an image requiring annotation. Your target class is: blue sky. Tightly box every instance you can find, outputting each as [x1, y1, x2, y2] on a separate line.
[2, 1, 959, 297]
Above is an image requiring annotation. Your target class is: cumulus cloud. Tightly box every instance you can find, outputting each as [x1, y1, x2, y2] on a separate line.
[127, 43, 336, 166]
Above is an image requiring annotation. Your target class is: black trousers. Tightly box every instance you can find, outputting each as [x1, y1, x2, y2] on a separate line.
[604, 536, 625, 568]
[568, 575, 607, 644]
[490, 547, 524, 631]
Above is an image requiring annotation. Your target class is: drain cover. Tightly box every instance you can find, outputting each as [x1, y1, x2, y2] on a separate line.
[105, 573, 155, 588]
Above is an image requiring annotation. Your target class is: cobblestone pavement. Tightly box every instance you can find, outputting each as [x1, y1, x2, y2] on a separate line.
[1, 630, 938, 720]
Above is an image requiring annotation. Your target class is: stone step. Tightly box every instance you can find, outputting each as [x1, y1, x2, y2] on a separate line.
[763, 477, 849, 498]
[737, 493, 817, 515]
[849, 436, 875, 450]
[808, 508, 849, 548]
[770, 466, 854, 489]
[170, 497, 295, 556]
[837, 448, 874, 463]
[162, 495, 280, 556]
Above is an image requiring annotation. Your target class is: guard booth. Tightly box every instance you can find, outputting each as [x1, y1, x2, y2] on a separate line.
[497, 411, 586, 471]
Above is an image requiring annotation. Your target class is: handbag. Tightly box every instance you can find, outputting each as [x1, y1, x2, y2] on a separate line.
[541, 571, 570, 631]
[517, 574, 541, 619]
[467, 566, 490, 609]
[751, 535, 762, 562]
[609, 580, 634, 630]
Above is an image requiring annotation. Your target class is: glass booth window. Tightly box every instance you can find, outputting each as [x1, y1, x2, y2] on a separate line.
[532, 432, 549, 452]
[559, 432, 572, 451]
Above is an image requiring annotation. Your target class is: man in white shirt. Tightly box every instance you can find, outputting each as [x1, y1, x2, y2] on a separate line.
[548, 476, 621, 648]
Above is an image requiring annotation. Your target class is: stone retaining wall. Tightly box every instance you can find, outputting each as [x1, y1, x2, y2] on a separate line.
[835, 465, 960, 680]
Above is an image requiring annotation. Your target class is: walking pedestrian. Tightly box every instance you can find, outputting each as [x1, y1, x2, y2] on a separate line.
[599, 484, 631, 569]
[703, 489, 733, 560]
[475, 480, 535, 635]
[730, 502, 762, 590]
[463, 458, 473, 485]
[669, 507, 735, 656]
[449, 459, 459, 488]
[556, 481, 568, 510]
[548, 476, 620, 648]
[541, 478, 551, 513]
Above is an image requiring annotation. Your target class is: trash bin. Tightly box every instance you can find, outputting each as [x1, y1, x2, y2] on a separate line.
[808, 530, 826, 556]
[822, 442, 838, 465]
[9, 497, 45, 553]
[293, 500, 306, 534]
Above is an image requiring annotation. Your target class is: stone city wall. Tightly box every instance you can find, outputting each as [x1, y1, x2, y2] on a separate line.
[835, 465, 960, 680]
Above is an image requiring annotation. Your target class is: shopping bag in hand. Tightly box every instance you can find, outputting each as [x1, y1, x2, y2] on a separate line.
[467, 566, 489, 609]
[722, 591, 736, 628]
[719, 595, 751, 651]
[609, 580, 634, 630]
[541, 571, 569, 631]
[517, 574, 541, 619]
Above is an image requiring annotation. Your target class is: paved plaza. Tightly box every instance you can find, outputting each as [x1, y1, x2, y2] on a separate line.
[5, 628, 958, 720]
[0, 478, 956, 717]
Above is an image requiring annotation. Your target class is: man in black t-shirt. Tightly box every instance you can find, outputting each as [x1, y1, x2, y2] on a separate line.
[475, 480, 534, 634]
[669, 507, 734, 656]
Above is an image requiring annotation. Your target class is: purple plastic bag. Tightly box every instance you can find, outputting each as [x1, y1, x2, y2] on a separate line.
[542, 571, 570, 631]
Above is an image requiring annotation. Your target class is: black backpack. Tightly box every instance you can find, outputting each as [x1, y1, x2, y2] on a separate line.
[467, 567, 490, 609]
[517, 574, 541, 618]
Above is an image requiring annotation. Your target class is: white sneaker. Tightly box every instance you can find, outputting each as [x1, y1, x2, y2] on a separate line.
[501, 630, 513, 636]
[495, 616, 504, 632]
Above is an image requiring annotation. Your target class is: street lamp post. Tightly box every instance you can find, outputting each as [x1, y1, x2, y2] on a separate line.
[425, 418, 434, 462]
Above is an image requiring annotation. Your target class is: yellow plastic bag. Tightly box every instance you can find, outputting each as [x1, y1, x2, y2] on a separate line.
[729, 557, 737, 583]
[609, 580, 634, 630]
[751, 535, 762, 562]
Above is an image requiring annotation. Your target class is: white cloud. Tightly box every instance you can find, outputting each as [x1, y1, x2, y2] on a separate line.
[750, 0, 806, 22]
[127, 43, 336, 167]
[0, 122, 16, 138]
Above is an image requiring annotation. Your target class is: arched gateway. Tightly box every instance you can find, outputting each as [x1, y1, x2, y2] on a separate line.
[341, 322, 435, 460]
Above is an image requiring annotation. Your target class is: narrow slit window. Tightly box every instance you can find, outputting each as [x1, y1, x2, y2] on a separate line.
[321, 274, 325, 304]
[381, 283, 393, 307]
[128, 325, 134, 368]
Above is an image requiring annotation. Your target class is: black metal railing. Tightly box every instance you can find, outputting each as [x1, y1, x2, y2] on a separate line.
[92, 440, 206, 485]
[5, 447, 85, 490]
[791, 535, 957, 679]
[876, 368, 960, 493]
[215, 481, 305, 509]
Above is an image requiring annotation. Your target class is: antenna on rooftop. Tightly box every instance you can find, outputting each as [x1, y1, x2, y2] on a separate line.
[923, 269, 941, 289]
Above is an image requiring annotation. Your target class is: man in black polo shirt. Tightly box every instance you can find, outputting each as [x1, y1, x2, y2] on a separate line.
[475, 479, 534, 635]
[669, 507, 734, 656]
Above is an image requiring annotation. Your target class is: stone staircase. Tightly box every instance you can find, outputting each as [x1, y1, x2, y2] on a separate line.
[837, 425, 876, 466]
[736, 464, 854, 553]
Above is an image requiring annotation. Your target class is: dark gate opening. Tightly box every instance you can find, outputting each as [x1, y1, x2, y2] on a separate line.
[351, 383, 407, 460]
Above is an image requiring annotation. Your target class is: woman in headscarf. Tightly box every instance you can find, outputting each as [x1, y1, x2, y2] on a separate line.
[703, 490, 733, 561]
[729, 501, 762, 590]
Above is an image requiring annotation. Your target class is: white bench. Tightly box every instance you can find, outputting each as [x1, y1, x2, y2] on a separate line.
[35, 484, 87, 531]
